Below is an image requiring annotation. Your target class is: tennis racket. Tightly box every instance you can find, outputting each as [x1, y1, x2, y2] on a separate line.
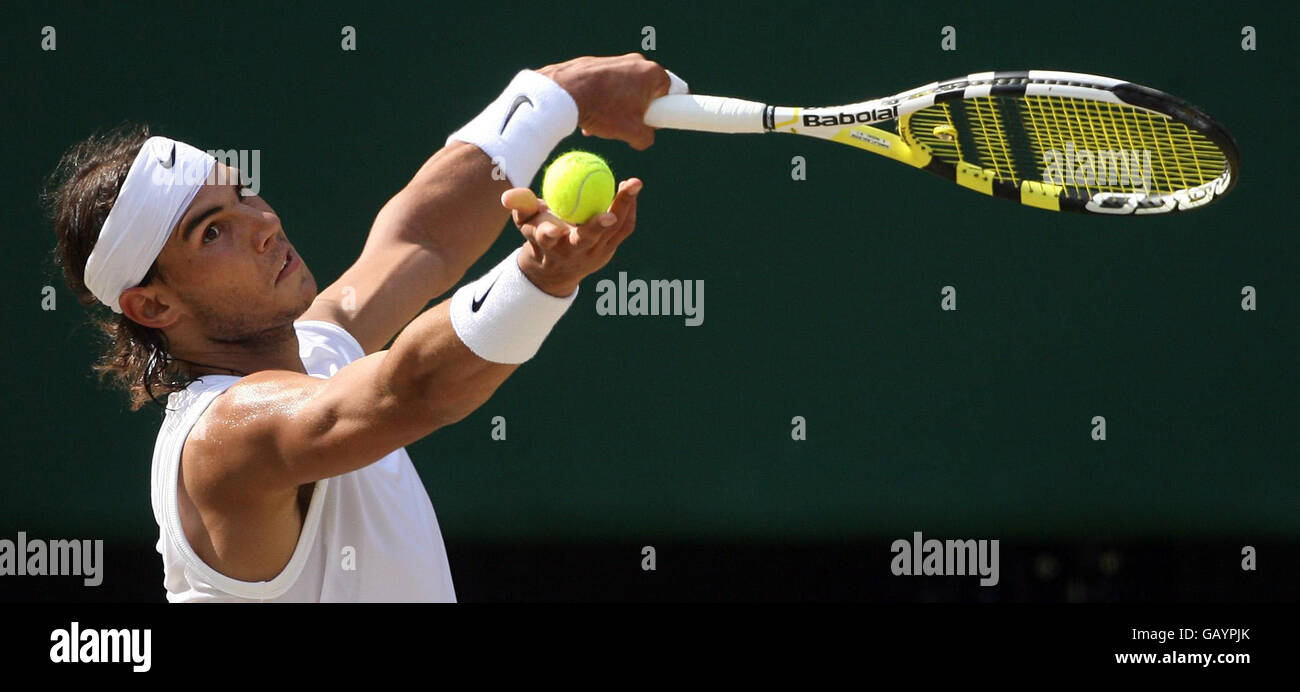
[644, 70, 1240, 215]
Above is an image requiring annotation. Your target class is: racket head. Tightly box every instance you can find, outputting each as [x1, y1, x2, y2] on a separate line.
[885, 71, 1240, 215]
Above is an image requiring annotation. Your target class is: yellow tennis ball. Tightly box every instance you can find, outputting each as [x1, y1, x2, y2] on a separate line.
[541, 151, 615, 225]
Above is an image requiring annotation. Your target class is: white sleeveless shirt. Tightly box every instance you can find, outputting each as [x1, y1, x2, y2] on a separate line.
[149, 320, 457, 602]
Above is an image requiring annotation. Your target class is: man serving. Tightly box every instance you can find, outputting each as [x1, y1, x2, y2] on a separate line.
[45, 54, 682, 601]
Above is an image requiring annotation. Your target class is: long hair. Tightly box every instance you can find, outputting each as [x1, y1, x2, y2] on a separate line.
[43, 123, 198, 410]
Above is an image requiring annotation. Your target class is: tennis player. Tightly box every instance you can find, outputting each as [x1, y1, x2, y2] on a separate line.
[44, 54, 682, 601]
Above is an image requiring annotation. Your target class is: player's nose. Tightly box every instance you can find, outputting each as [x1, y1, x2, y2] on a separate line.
[251, 211, 283, 252]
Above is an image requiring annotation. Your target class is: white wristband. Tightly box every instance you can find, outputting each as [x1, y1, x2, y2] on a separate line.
[446, 69, 579, 188]
[449, 248, 578, 364]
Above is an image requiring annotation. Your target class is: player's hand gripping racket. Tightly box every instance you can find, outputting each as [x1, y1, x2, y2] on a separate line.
[645, 70, 1240, 215]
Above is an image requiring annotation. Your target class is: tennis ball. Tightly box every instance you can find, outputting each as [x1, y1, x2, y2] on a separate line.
[541, 151, 616, 225]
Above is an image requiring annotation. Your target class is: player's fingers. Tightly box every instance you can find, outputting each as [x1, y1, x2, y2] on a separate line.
[606, 178, 642, 221]
[521, 233, 542, 258]
[649, 65, 672, 99]
[515, 221, 538, 247]
[604, 195, 638, 251]
[591, 211, 619, 229]
[502, 187, 538, 212]
[567, 179, 640, 246]
[567, 210, 615, 248]
[532, 228, 558, 250]
[534, 229, 557, 251]
[593, 187, 639, 253]
[541, 218, 574, 249]
[514, 200, 551, 230]
[518, 219, 556, 250]
[502, 188, 540, 224]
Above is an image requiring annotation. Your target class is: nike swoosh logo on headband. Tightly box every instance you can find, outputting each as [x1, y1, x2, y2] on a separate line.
[160, 142, 176, 169]
[471, 274, 500, 312]
[498, 94, 534, 134]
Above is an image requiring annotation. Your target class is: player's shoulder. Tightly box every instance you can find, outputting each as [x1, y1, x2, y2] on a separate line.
[183, 370, 319, 500]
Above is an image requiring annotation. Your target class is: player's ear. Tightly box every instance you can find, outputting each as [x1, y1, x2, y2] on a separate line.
[119, 285, 181, 330]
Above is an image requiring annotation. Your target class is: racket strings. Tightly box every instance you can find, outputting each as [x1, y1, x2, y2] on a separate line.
[968, 98, 1018, 183]
[1020, 96, 1223, 195]
[903, 96, 1228, 199]
[904, 104, 964, 162]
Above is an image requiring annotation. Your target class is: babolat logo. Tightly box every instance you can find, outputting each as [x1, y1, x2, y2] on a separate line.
[802, 105, 898, 127]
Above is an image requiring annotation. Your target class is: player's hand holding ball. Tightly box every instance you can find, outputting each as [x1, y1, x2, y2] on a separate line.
[503, 151, 640, 298]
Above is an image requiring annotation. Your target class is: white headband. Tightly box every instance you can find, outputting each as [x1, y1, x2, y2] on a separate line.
[84, 136, 216, 313]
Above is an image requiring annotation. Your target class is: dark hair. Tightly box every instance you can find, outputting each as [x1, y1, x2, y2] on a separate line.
[43, 123, 195, 411]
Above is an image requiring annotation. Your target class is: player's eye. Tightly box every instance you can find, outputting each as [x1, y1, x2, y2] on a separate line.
[202, 224, 222, 244]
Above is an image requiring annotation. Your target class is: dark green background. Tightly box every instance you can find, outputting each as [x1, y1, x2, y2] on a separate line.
[3, 0, 1295, 547]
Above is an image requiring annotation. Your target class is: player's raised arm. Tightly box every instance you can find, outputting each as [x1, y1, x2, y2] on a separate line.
[300, 54, 679, 354]
[195, 180, 642, 492]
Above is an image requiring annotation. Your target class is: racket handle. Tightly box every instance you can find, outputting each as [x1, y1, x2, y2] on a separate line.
[644, 94, 768, 134]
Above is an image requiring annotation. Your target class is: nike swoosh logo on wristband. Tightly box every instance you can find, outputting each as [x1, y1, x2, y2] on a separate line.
[498, 94, 534, 134]
[471, 275, 500, 312]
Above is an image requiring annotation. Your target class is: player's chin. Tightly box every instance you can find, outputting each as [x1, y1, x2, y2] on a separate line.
[282, 269, 317, 308]
[296, 272, 318, 303]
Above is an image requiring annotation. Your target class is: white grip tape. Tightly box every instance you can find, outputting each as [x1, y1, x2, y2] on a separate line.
[644, 94, 768, 134]
[449, 248, 578, 364]
[446, 70, 579, 188]
[665, 69, 690, 96]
